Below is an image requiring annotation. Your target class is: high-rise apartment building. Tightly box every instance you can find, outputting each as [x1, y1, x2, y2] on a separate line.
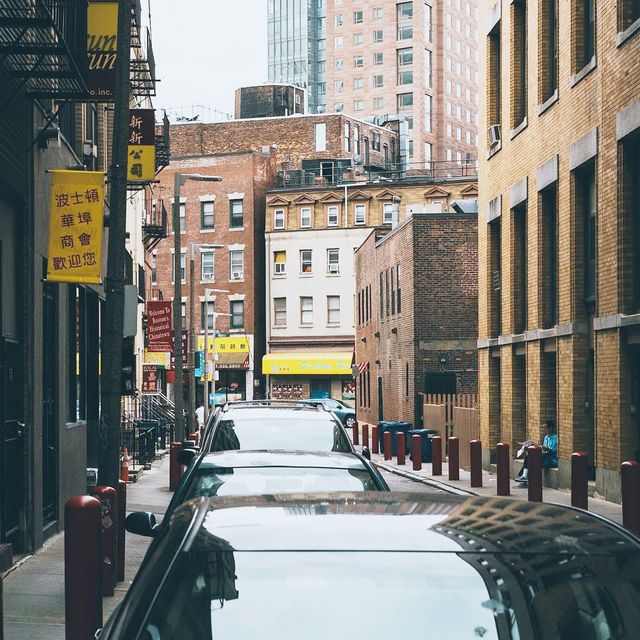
[268, 0, 479, 166]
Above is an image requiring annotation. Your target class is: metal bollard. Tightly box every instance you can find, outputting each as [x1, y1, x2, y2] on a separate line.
[571, 452, 589, 510]
[397, 432, 406, 465]
[64, 495, 102, 640]
[371, 425, 379, 454]
[352, 422, 360, 446]
[169, 441, 182, 491]
[448, 437, 460, 481]
[470, 439, 482, 487]
[362, 423, 369, 450]
[383, 431, 392, 460]
[621, 461, 640, 536]
[90, 485, 117, 596]
[496, 442, 510, 496]
[432, 436, 442, 476]
[527, 445, 543, 503]
[117, 480, 127, 582]
[412, 434, 422, 471]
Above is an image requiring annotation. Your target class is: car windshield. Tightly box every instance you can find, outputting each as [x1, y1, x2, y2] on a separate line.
[209, 417, 352, 453]
[187, 467, 378, 497]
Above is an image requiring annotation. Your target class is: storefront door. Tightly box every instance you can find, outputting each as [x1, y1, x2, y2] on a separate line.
[310, 379, 331, 399]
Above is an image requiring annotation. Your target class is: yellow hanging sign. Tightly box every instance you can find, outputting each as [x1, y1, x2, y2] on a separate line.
[47, 170, 105, 284]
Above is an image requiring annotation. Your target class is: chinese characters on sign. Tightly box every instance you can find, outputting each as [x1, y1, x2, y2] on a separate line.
[127, 109, 156, 182]
[146, 301, 172, 352]
[47, 170, 105, 283]
[142, 366, 159, 393]
[87, 2, 118, 99]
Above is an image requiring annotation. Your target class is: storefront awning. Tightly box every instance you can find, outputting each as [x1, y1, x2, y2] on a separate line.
[262, 352, 354, 376]
[217, 352, 250, 369]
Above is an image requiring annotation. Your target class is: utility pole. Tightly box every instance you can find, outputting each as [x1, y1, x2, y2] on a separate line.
[172, 172, 185, 442]
[188, 243, 196, 435]
[98, 0, 131, 489]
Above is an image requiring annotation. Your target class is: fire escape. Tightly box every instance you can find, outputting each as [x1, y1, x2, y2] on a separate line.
[143, 200, 167, 252]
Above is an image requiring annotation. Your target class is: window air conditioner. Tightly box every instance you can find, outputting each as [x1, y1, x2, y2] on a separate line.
[232, 271, 243, 280]
[328, 264, 339, 273]
[488, 124, 501, 147]
[203, 273, 215, 281]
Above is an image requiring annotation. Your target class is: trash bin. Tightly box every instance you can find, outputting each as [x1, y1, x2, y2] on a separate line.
[407, 429, 439, 463]
[378, 421, 413, 456]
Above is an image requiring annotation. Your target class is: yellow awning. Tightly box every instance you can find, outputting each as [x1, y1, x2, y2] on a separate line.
[262, 352, 353, 376]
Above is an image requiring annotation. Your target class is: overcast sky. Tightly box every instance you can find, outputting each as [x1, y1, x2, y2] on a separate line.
[150, 0, 268, 119]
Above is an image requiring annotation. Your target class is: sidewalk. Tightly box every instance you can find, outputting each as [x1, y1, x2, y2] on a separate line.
[365, 446, 624, 525]
[1, 455, 172, 640]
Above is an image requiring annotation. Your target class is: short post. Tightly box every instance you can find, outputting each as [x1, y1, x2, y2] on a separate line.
[496, 442, 510, 496]
[352, 422, 360, 446]
[621, 461, 640, 536]
[90, 485, 117, 596]
[571, 452, 589, 510]
[448, 436, 460, 481]
[431, 436, 442, 476]
[64, 496, 102, 640]
[397, 432, 406, 465]
[120, 447, 130, 483]
[117, 480, 127, 582]
[1, 567, 4, 640]
[362, 423, 369, 450]
[470, 439, 482, 487]
[412, 434, 422, 471]
[383, 431, 392, 461]
[169, 441, 182, 490]
[371, 425, 379, 454]
[527, 445, 543, 503]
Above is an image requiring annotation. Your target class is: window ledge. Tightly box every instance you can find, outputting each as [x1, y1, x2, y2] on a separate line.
[229, 328, 245, 333]
[300, 273, 313, 277]
[230, 279, 245, 283]
[617, 18, 640, 48]
[229, 226, 245, 232]
[326, 272, 341, 277]
[538, 89, 559, 116]
[200, 228, 216, 233]
[570, 56, 597, 88]
[273, 273, 287, 278]
[509, 117, 528, 140]
[486, 140, 501, 160]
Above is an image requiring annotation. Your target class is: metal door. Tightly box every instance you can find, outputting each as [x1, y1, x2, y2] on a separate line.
[310, 379, 330, 399]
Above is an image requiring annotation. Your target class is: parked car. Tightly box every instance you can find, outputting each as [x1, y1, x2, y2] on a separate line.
[200, 400, 355, 455]
[104, 493, 640, 639]
[300, 397, 357, 429]
[125, 450, 389, 537]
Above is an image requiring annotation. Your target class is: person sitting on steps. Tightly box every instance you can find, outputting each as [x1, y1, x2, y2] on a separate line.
[515, 419, 558, 486]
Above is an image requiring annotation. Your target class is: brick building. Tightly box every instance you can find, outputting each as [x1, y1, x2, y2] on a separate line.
[478, 1, 640, 501]
[234, 84, 305, 119]
[268, 0, 480, 166]
[355, 179, 478, 427]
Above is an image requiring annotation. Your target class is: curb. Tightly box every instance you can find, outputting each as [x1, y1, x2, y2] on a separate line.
[374, 460, 475, 496]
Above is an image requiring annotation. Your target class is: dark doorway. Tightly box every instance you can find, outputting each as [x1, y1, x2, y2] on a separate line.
[377, 377, 383, 422]
[424, 372, 457, 396]
[320, 162, 334, 184]
[42, 278, 58, 533]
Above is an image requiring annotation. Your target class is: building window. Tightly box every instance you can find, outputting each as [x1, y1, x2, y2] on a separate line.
[385, 269, 390, 316]
[300, 207, 312, 228]
[539, 0, 558, 104]
[425, 94, 432, 132]
[230, 199, 243, 228]
[397, 2, 413, 21]
[335, 57, 343, 71]
[317, 82, 326, 95]
[576, 161, 597, 305]
[178, 202, 185, 232]
[327, 295, 341, 324]
[397, 47, 413, 66]
[573, 0, 596, 73]
[201, 251, 215, 281]
[398, 69, 413, 85]
[344, 121, 351, 151]
[200, 300, 215, 331]
[353, 125, 360, 154]
[353, 9, 363, 23]
[300, 249, 313, 273]
[274, 250, 286, 275]
[541, 184, 558, 328]
[354, 204, 366, 225]
[397, 24, 413, 40]
[373, 7, 383, 20]
[487, 21, 502, 146]
[372, 131, 381, 151]
[335, 80, 344, 93]
[390, 266, 396, 314]
[230, 300, 244, 329]
[396, 263, 401, 313]
[374, 52, 384, 65]
[354, 55, 364, 67]
[425, 2, 432, 42]
[334, 35, 344, 49]
[489, 217, 502, 337]
[335, 13, 343, 26]
[353, 77, 364, 89]
[327, 248, 340, 274]
[274, 209, 285, 229]
[373, 74, 384, 87]
[315, 122, 327, 151]
[618, 0, 640, 32]
[274, 297, 287, 326]
[511, 0, 527, 129]
[397, 92, 413, 111]
[201, 200, 214, 229]
[230, 250, 244, 280]
[622, 135, 640, 312]
[373, 96, 383, 109]
[354, 100, 363, 111]
[181, 302, 186, 329]
[383, 202, 395, 224]
[300, 296, 313, 324]
[327, 205, 339, 226]
[512, 202, 528, 334]
[172, 252, 186, 283]
[424, 48, 432, 88]
[353, 32, 364, 45]
[151, 254, 157, 284]
[373, 29, 384, 42]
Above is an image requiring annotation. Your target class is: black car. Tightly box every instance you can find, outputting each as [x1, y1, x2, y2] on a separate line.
[105, 493, 640, 639]
[126, 449, 388, 537]
[200, 400, 355, 455]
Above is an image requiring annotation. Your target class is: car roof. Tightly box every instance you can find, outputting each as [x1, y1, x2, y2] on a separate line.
[198, 450, 367, 470]
[178, 493, 639, 556]
[217, 407, 340, 422]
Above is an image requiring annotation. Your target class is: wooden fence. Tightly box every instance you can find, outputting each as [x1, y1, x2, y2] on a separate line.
[422, 394, 478, 469]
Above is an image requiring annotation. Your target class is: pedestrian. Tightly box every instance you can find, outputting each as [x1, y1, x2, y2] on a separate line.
[196, 403, 205, 430]
[515, 419, 558, 486]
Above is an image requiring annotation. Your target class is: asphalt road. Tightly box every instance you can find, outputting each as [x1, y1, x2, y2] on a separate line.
[378, 467, 447, 494]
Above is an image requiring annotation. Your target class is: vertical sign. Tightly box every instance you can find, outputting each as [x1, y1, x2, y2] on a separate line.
[146, 301, 172, 352]
[127, 109, 156, 182]
[47, 171, 105, 283]
[87, 2, 118, 99]
[142, 366, 159, 393]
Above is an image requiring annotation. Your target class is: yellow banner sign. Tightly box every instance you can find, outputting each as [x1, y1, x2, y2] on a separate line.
[47, 170, 105, 283]
[197, 335, 252, 354]
[127, 109, 156, 182]
[262, 352, 353, 376]
[143, 351, 170, 367]
[87, 2, 118, 99]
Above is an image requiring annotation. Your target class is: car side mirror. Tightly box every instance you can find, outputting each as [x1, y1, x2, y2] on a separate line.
[362, 446, 371, 460]
[177, 447, 198, 466]
[125, 511, 158, 537]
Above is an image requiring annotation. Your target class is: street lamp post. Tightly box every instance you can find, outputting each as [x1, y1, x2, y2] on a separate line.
[203, 288, 229, 424]
[207, 310, 232, 410]
[172, 173, 222, 442]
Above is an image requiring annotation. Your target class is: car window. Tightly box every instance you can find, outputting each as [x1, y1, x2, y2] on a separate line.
[210, 418, 352, 453]
[188, 467, 379, 497]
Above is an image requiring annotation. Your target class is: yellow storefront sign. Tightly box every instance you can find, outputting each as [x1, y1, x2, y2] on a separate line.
[143, 351, 170, 368]
[262, 352, 353, 376]
[47, 170, 105, 284]
[197, 336, 251, 354]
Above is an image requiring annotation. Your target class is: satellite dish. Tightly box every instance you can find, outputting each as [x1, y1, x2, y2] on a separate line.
[353, 154, 363, 165]
[316, 105, 326, 113]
